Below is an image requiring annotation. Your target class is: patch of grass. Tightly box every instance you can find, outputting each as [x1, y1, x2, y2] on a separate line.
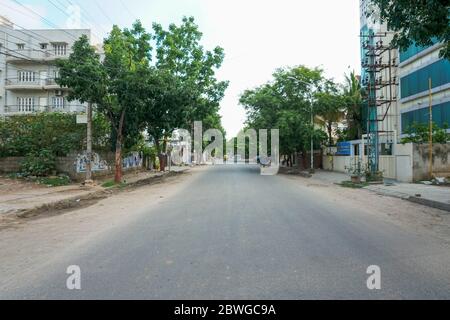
[101, 180, 127, 189]
[7, 172, 23, 179]
[337, 181, 369, 189]
[37, 176, 71, 187]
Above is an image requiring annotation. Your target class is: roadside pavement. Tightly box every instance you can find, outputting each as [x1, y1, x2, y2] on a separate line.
[0, 167, 189, 218]
[309, 170, 450, 213]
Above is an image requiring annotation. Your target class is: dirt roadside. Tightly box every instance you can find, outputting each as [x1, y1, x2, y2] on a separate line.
[0, 169, 189, 230]
[0, 167, 207, 291]
[282, 173, 450, 244]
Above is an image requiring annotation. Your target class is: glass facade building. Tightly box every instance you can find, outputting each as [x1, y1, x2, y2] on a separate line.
[402, 101, 450, 133]
[399, 41, 450, 134]
[400, 59, 450, 99]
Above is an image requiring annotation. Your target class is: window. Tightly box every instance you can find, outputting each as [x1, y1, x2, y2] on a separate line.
[399, 38, 439, 62]
[401, 102, 450, 133]
[17, 71, 36, 82]
[400, 59, 450, 98]
[52, 96, 65, 110]
[53, 43, 67, 56]
[40, 43, 48, 50]
[17, 43, 25, 50]
[17, 97, 35, 112]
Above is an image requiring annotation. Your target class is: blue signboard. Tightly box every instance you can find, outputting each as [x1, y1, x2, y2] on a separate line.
[336, 142, 351, 156]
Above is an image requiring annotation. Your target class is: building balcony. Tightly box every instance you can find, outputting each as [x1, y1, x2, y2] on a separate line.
[5, 78, 44, 90]
[5, 49, 72, 63]
[48, 104, 86, 113]
[4, 104, 86, 115]
[44, 78, 68, 90]
[4, 105, 38, 115]
[5, 78, 69, 91]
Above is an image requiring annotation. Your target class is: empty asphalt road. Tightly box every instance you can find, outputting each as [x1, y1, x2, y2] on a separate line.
[1, 165, 450, 299]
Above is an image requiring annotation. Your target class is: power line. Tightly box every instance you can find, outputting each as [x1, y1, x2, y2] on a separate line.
[92, 0, 115, 26]
[0, 30, 54, 57]
[0, 1, 97, 53]
[12, 0, 80, 41]
[64, 0, 109, 35]
[119, 0, 139, 22]
[48, 0, 100, 38]
[0, 2, 55, 43]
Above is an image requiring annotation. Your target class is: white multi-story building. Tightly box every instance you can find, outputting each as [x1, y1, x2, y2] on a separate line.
[0, 16, 90, 116]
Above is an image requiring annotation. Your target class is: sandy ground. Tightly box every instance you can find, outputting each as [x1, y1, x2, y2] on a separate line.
[1, 166, 449, 295]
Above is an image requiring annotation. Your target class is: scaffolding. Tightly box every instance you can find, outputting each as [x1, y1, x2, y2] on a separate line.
[361, 32, 398, 174]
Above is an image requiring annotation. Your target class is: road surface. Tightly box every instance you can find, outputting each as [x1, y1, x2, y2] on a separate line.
[1, 165, 450, 299]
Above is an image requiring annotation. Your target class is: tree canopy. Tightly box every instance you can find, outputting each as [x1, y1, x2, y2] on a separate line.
[57, 16, 228, 180]
[368, 0, 450, 59]
[240, 66, 328, 157]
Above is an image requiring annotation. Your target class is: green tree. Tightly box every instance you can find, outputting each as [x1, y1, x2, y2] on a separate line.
[342, 71, 364, 141]
[150, 17, 229, 152]
[314, 82, 345, 147]
[240, 66, 328, 165]
[56, 35, 108, 105]
[368, 0, 450, 59]
[101, 21, 153, 182]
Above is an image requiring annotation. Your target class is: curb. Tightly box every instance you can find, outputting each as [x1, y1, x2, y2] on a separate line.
[406, 196, 450, 213]
[365, 187, 450, 213]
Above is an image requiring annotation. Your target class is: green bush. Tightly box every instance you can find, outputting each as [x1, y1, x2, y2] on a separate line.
[37, 175, 71, 187]
[401, 122, 449, 144]
[20, 149, 56, 177]
[0, 113, 110, 157]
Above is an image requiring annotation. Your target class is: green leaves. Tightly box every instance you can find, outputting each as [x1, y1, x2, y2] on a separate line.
[56, 16, 228, 164]
[0, 113, 110, 158]
[146, 16, 228, 145]
[239, 66, 328, 154]
[56, 35, 107, 105]
[401, 122, 449, 144]
[20, 149, 56, 177]
[368, 0, 450, 59]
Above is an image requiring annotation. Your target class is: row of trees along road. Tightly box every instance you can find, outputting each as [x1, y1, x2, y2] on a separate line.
[239, 66, 365, 167]
[57, 17, 228, 183]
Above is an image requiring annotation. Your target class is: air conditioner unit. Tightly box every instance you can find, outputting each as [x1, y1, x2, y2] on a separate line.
[55, 90, 63, 96]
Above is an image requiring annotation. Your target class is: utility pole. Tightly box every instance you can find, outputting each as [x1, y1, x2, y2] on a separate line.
[310, 92, 315, 173]
[85, 102, 93, 184]
[428, 78, 433, 179]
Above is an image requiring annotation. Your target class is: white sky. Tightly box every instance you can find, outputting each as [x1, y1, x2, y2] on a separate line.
[1, 0, 361, 137]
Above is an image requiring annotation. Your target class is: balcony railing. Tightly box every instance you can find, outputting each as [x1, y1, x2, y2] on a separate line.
[6, 49, 73, 62]
[5, 78, 69, 90]
[4, 105, 37, 114]
[45, 78, 67, 88]
[48, 105, 86, 113]
[5, 78, 42, 86]
[4, 104, 86, 114]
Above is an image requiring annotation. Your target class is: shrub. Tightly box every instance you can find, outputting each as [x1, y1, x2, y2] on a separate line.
[0, 113, 110, 157]
[37, 175, 71, 187]
[20, 149, 56, 177]
[401, 122, 449, 144]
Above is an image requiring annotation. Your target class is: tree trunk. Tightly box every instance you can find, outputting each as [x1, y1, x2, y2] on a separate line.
[327, 122, 333, 146]
[155, 139, 165, 172]
[114, 111, 125, 183]
[85, 102, 93, 183]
